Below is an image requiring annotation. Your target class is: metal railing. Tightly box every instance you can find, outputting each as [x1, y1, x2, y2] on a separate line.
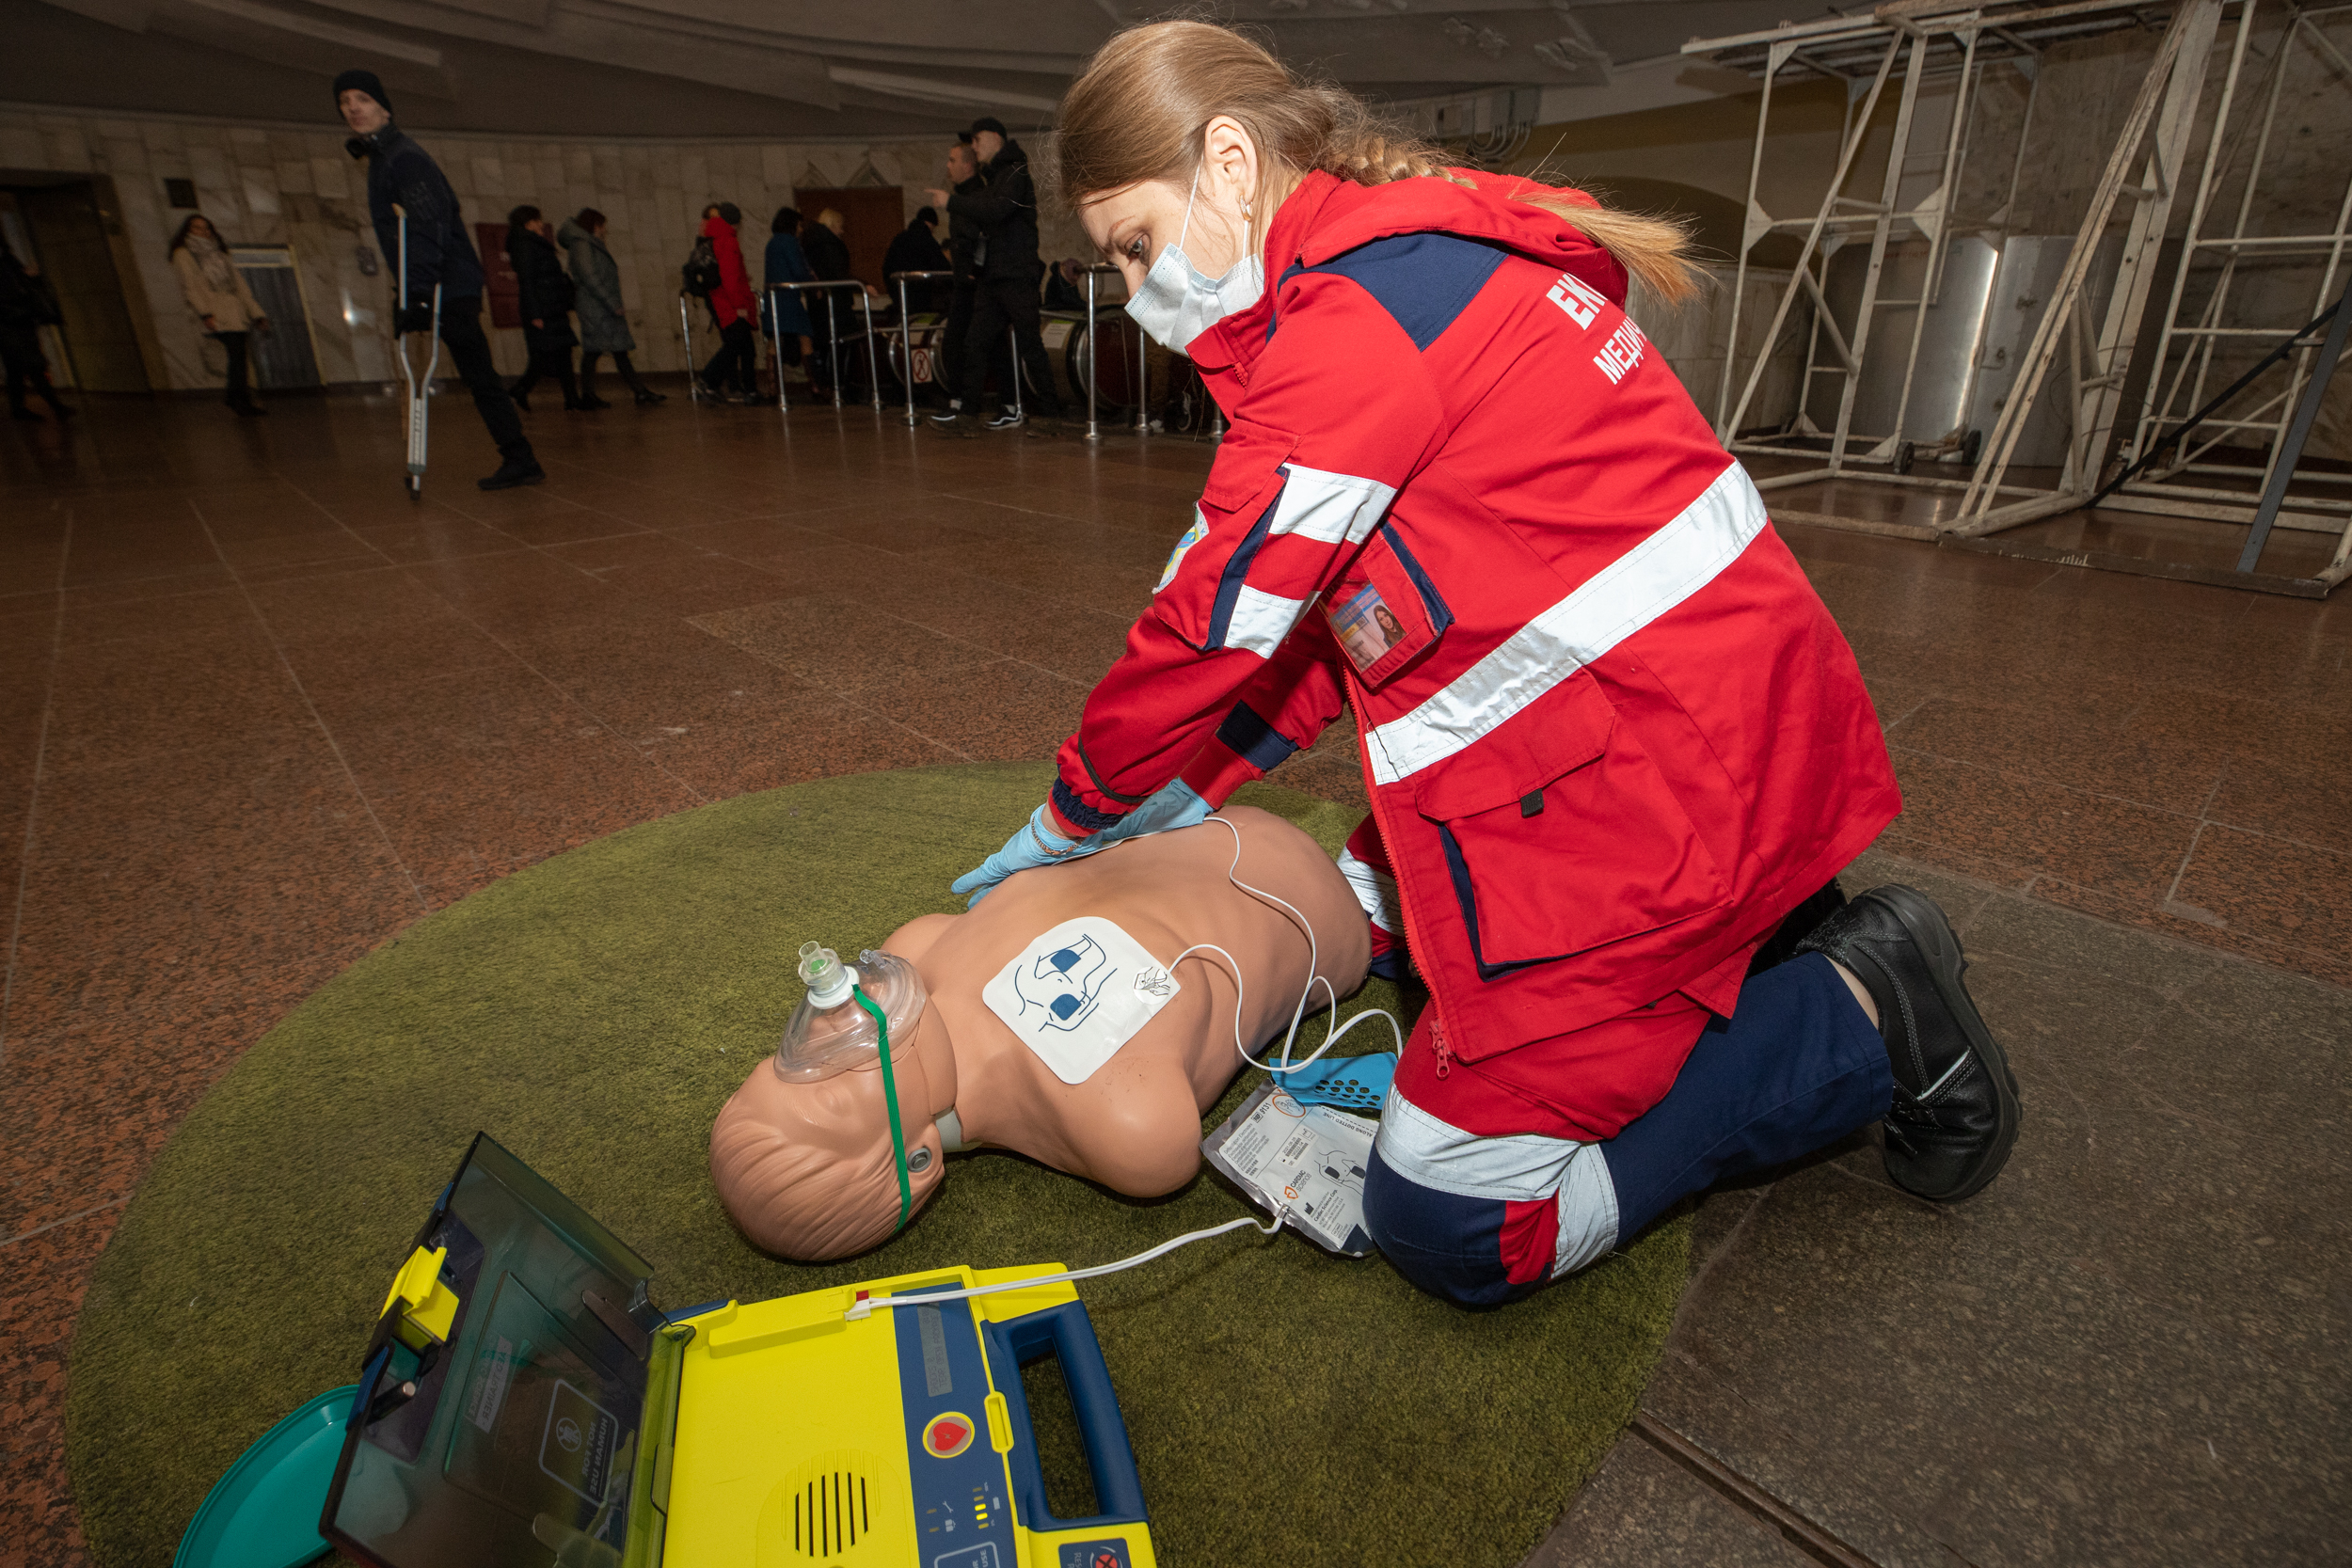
[886, 269, 954, 428]
[766, 279, 882, 413]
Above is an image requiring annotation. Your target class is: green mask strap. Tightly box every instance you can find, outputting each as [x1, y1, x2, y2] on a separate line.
[853, 985, 914, 1232]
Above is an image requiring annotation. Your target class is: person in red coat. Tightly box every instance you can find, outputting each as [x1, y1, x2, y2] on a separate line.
[954, 22, 2023, 1306]
[698, 201, 759, 401]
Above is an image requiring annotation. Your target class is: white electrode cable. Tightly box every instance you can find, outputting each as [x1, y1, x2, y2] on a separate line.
[1165, 814, 1404, 1078]
[844, 1211, 1283, 1321]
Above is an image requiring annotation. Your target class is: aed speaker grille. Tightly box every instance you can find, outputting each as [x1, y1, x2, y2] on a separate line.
[795, 1467, 867, 1557]
[756, 1447, 908, 1565]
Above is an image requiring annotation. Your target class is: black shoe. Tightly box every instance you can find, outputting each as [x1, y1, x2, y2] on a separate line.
[566, 395, 600, 411]
[983, 406, 1024, 432]
[10, 406, 39, 421]
[49, 401, 75, 420]
[232, 398, 266, 417]
[477, 456, 546, 491]
[1795, 886, 2021, 1202]
[928, 401, 964, 426]
[510, 388, 532, 413]
[632, 387, 666, 405]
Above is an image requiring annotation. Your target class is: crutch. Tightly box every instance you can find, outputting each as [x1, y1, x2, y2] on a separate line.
[394, 207, 442, 499]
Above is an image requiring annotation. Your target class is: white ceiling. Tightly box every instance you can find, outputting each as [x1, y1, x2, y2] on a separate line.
[4, 0, 1799, 138]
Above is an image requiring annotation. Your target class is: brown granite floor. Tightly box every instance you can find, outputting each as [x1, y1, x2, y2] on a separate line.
[1, 388, 2344, 1567]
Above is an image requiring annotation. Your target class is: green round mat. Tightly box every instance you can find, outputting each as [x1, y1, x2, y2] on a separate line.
[67, 762, 1688, 1568]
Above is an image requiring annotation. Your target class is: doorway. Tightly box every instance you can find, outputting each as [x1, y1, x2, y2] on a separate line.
[792, 187, 905, 290]
[1, 178, 151, 391]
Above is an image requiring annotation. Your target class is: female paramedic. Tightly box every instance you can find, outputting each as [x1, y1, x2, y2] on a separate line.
[953, 21, 2021, 1307]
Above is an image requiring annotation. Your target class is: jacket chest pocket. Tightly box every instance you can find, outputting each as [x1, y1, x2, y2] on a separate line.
[1412, 673, 1728, 980]
[1327, 524, 1451, 689]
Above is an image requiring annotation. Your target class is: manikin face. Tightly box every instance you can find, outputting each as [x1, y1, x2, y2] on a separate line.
[972, 129, 1005, 165]
[1080, 115, 1262, 299]
[338, 90, 389, 136]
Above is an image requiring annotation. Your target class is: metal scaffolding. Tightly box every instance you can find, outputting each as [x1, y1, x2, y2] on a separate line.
[2093, 0, 2352, 590]
[1687, 0, 2193, 528]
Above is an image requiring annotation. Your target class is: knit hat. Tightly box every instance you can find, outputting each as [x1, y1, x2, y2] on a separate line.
[332, 69, 390, 117]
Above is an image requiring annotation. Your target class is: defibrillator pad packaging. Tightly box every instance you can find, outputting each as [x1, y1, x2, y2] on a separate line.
[981, 916, 1183, 1085]
[1203, 1082, 1377, 1257]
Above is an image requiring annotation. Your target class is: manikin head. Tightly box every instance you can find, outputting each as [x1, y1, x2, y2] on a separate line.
[710, 1002, 952, 1259]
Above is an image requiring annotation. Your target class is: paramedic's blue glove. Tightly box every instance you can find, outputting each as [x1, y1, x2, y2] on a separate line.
[951, 779, 1211, 906]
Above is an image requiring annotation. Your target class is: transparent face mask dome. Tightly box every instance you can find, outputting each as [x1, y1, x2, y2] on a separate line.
[772, 942, 930, 1083]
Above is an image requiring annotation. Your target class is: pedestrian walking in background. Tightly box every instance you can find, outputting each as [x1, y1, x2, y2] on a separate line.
[335, 68, 540, 488]
[927, 139, 992, 425]
[503, 205, 582, 412]
[561, 209, 662, 407]
[697, 201, 758, 403]
[882, 205, 951, 313]
[763, 207, 818, 389]
[1, 230, 73, 423]
[928, 116, 1064, 437]
[168, 214, 268, 417]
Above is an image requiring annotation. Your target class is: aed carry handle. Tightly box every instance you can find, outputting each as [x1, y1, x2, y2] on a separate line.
[981, 1301, 1150, 1532]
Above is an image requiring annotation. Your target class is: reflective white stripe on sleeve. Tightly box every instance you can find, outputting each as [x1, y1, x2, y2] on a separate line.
[1362, 462, 1770, 786]
[1224, 586, 1311, 657]
[1336, 846, 1402, 934]
[1263, 463, 1397, 547]
[1375, 1087, 1619, 1276]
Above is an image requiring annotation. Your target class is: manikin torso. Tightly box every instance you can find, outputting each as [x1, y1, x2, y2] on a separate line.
[893, 804, 1369, 1194]
[711, 807, 1370, 1258]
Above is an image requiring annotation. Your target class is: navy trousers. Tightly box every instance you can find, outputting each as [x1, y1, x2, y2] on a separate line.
[1363, 954, 1892, 1306]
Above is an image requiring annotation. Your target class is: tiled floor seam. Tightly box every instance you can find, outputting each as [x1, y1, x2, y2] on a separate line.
[270, 474, 728, 808]
[187, 497, 433, 915]
[0, 504, 72, 1069]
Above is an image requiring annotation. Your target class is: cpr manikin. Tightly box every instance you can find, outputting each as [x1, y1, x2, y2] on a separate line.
[709, 806, 1369, 1261]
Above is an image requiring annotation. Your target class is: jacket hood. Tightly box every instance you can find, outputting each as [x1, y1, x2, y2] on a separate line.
[1190, 169, 1629, 373]
[700, 212, 737, 239]
[987, 137, 1029, 170]
[556, 218, 596, 246]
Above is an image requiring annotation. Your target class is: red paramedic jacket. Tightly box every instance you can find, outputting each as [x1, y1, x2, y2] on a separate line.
[1053, 169, 1900, 1139]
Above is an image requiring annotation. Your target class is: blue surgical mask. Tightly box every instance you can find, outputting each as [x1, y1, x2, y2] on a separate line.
[1124, 168, 1264, 354]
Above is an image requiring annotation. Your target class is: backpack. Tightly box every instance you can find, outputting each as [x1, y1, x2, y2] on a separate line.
[682, 235, 721, 298]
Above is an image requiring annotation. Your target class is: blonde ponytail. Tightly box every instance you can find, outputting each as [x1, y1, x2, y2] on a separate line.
[1056, 21, 1698, 306]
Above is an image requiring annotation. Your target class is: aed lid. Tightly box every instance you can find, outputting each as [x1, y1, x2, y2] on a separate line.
[319, 1133, 672, 1568]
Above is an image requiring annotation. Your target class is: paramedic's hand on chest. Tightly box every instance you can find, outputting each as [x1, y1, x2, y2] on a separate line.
[710, 806, 1369, 1260]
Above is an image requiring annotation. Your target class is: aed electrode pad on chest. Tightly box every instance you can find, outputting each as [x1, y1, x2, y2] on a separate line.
[982, 916, 1183, 1084]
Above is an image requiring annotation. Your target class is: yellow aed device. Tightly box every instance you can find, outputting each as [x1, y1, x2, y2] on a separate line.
[319, 1133, 1158, 1568]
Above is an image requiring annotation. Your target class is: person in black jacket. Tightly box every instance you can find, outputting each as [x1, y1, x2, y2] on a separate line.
[502, 206, 583, 412]
[881, 207, 950, 314]
[928, 139, 988, 422]
[335, 69, 540, 489]
[0, 231, 73, 422]
[928, 118, 1063, 436]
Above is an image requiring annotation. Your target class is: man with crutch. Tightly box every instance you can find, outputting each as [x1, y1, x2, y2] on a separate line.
[335, 70, 543, 490]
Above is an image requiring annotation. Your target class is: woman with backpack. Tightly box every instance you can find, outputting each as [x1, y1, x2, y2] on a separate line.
[694, 201, 758, 403]
[560, 208, 663, 406]
[503, 204, 582, 412]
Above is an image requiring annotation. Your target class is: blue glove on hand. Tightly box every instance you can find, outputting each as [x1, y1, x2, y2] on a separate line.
[950, 779, 1211, 906]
